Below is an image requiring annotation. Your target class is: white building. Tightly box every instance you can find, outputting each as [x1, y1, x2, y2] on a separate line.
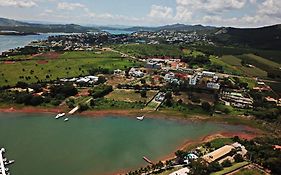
[202, 71, 216, 77]
[129, 68, 144, 77]
[207, 82, 220, 90]
[189, 74, 199, 85]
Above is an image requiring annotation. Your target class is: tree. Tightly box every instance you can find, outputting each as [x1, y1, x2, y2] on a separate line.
[202, 102, 212, 112]
[208, 161, 223, 172]
[221, 159, 232, 167]
[79, 103, 89, 112]
[234, 154, 244, 163]
[140, 90, 147, 98]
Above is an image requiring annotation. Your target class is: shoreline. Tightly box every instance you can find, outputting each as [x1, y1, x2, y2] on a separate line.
[0, 106, 263, 175]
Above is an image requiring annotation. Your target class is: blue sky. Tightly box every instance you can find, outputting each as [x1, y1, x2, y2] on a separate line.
[0, 0, 280, 27]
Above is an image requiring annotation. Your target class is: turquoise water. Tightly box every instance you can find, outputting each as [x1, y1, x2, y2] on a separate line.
[0, 113, 244, 175]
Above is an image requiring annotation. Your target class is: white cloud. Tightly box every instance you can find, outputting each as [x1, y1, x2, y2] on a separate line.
[176, 0, 247, 13]
[0, 0, 37, 8]
[148, 5, 173, 19]
[57, 2, 85, 11]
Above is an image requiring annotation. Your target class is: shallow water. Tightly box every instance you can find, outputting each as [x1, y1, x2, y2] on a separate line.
[0, 113, 244, 175]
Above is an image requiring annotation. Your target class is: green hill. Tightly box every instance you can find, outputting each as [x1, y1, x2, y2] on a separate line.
[212, 24, 281, 50]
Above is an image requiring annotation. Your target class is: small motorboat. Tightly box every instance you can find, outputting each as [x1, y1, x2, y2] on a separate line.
[64, 118, 69, 122]
[55, 113, 65, 119]
[137, 115, 145, 121]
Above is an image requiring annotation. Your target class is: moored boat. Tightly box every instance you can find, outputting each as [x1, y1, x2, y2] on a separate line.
[55, 113, 65, 119]
[137, 115, 144, 121]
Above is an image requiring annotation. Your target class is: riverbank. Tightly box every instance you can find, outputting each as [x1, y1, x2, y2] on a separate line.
[0, 106, 266, 129]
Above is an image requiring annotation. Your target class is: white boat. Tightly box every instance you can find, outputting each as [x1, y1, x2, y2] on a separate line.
[55, 113, 65, 119]
[64, 118, 69, 122]
[137, 115, 145, 121]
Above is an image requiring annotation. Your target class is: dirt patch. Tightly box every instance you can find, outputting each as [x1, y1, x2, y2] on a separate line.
[3, 61, 15, 64]
[35, 52, 61, 59]
[37, 60, 49, 64]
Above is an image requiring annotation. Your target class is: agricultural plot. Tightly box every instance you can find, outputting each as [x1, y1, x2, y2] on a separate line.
[0, 51, 141, 86]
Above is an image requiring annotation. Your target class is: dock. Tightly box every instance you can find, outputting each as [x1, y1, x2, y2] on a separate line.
[143, 156, 153, 164]
[0, 148, 7, 175]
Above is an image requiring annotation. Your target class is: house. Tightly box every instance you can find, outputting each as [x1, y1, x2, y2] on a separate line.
[203, 142, 247, 163]
[146, 61, 162, 69]
[129, 68, 144, 77]
[169, 167, 190, 175]
[184, 153, 198, 164]
[207, 82, 220, 90]
[202, 71, 216, 77]
[189, 74, 199, 85]
[114, 69, 123, 75]
[221, 91, 253, 108]
[203, 145, 234, 163]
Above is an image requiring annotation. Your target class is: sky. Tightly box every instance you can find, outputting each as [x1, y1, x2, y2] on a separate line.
[0, 0, 280, 27]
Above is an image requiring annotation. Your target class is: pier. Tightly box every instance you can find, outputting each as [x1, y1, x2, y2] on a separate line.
[0, 148, 14, 175]
[0, 148, 7, 175]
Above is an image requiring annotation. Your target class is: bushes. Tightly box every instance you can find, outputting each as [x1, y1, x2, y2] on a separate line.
[91, 85, 113, 99]
[50, 84, 78, 98]
[221, 159, 232, 167]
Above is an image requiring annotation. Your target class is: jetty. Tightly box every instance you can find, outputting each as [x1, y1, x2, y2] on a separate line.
[0, 148, 14, 175]
[0, 148, 7, 175]
[143, 156, 153, 164]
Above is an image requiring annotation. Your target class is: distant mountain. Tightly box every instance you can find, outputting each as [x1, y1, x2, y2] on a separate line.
[212, 24, 281, 50]
[124, 23, 216, 32]
[0, 17, 28, 26]
[0, 17, 98, 33]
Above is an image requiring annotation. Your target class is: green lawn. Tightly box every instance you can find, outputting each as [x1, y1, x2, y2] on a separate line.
[211, 162, 250, 175]
[209, 138, 234, 149]
[234, 168, 265, 175]
[105, 89, 158, 103]
[0, 51, 141, 86]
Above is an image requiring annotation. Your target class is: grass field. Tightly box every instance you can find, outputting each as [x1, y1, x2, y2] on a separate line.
[237, 54, 281, 76]
[0, 51, 141, 86]
[211, 162, 250, 175]
[210, 56, 242, 75]
[112, 44, 184, 57]
[105, 89, 158, 103]
[220, 55, 268, 78]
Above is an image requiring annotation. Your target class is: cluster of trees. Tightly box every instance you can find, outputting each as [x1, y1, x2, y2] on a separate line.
[88, 67, 112, 75]
[49, 84, 78, 99]
[181, 55, 211, 67]
[234, 136, 281, 175]
[90, 85, 113, 99]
